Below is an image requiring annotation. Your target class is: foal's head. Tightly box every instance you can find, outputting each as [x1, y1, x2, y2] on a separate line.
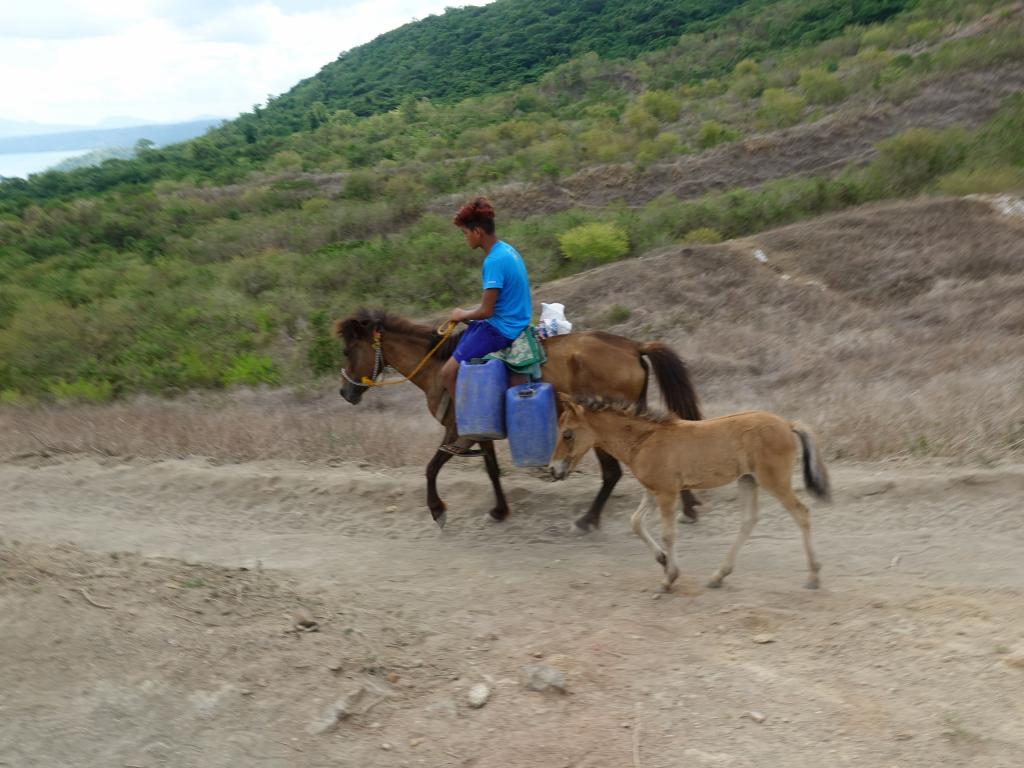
[548, 394, 598, 481]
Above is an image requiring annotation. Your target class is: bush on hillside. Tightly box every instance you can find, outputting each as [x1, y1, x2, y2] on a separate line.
[758, 89, 806, 128]
[558, 222, 629, 266]
[799, 68, 847, 104]
[699, 120, 741, 149]
[868, 128, 968, 195]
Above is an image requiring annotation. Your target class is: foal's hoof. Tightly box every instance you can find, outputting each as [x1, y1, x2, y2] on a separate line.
[705, 579, 723, 589]
[433, 511, 447, 529]
[489, 506, 509, 522]
[804, 579, 820, 590]
[656, 583, 674, 594]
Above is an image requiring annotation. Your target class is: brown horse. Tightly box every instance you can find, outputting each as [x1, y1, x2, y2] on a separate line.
[334, 308, 703, 530]
[549, 396, 830, 592]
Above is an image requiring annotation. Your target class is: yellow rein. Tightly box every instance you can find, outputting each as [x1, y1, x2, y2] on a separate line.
[359, 321, 456, 387]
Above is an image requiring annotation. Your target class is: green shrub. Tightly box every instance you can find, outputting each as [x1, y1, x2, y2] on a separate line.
[699, 121, 740, 149]
[638, 90, 681, 123]
[682, 227, 723, 244]
[936, 167, 1024, 195]
[605, 305, 631, 324]
[268, 150, 303, 172]
[868, 128, 968, 196]
[222, 354, 280, 387]
[307, 310, 342, 376]
[758, 89, 806, 128]
[49, 378, 114, 403]
[558, 222, 630, 266]
[798, 68, 846, 105]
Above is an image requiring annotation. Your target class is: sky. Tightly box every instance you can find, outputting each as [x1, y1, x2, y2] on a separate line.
[0, 1, 493, 128]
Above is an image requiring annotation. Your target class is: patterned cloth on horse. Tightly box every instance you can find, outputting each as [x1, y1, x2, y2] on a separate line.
[483, 325, 547, 379]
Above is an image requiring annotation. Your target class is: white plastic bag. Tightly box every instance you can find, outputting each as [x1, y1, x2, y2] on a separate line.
[539, 302, 573, 337]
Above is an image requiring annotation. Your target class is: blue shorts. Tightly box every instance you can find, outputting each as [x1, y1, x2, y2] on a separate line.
[452, 321, 515, 363]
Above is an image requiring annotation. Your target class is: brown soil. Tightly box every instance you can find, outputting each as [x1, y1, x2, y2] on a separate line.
[2, 452, 1023, 768]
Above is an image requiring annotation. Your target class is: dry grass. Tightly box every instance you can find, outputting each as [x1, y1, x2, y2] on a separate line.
[2, 196, 1022, 468]
[0, 386, 444, 467]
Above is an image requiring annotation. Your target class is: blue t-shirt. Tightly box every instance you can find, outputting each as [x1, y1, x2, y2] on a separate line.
[481, 240, 531, 340]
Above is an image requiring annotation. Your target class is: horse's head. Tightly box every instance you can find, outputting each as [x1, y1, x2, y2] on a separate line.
[549, 393, 597, 481]
[333, 313, 380, 405]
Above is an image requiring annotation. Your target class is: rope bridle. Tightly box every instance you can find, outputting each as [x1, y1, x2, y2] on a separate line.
[341, 321, 456, 388]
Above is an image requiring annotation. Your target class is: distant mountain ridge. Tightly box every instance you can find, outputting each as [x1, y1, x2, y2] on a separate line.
[0, 119, 224, 154]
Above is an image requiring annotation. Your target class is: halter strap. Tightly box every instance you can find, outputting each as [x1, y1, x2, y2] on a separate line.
[341, 321, 456, 388]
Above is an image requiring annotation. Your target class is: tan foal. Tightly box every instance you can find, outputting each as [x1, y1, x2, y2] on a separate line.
[549, 395, 831, 592]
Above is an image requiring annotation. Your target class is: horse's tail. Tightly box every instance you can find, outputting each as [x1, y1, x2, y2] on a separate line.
[639, 342, 703, 421]
[791, 422, 832, 502]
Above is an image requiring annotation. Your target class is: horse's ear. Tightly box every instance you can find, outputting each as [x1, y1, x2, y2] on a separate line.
[336, 316, 370, 341]
[557, 392, 574, 407]
[332, 319, 345, 339]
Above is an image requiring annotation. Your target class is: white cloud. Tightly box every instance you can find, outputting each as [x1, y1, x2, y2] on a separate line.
[0, 1, 491, 126]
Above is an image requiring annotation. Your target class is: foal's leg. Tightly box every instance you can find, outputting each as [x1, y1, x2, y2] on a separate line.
[761, 471, 822, 590]
[631, 490, 664, 563]
[707, 475, 759, 588]
[574, 447, 622, 532]
[655, 491, 681, 591]
[479, 440, 510, 522]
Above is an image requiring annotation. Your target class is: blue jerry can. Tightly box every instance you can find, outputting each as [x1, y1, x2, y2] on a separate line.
[456, 358, 508, 440]
[506, 382, 558, 467]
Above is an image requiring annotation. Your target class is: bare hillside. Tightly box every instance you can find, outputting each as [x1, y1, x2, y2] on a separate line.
[540, 195, 1024, 460]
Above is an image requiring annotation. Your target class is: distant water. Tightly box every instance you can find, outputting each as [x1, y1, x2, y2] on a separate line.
[0, 149, 92, 179]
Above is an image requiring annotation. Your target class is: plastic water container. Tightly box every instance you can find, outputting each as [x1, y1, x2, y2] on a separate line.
[456, 358, 508, 440]
[506, 382, 558, 467]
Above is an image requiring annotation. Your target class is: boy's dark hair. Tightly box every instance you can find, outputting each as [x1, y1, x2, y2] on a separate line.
[453, 197, 496, 234]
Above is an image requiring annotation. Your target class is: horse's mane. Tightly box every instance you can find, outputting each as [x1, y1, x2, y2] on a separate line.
[574, 395, 676, 425]
[333, 308, 463, 360]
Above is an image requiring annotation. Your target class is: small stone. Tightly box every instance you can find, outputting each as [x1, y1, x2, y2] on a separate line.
[521, 664, 567, 693]
[387, 672, 400, 684]
[752, 634, 775, 644]
[307, 686, 366, 734]
[381, 742, 393, 751]
[468, 683, 491, 708]
[532, 651, 544, 659]
[385, 505, 398, 513]
[409, 738, 423, 747]
[746, 711, 766, 724]
[328, 662, 343, 673]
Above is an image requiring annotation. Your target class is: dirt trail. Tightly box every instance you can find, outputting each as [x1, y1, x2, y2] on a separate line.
[2, 454, 1023, 767]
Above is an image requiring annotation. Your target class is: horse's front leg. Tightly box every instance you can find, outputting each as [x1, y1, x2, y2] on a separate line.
[426, 426, 457, 528]
[480, 440, 510, 522]
[574, 447, 622, 532]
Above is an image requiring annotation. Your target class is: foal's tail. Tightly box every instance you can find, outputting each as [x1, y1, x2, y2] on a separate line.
[791, 422, 832, 502]
[639, 342, 703, 421]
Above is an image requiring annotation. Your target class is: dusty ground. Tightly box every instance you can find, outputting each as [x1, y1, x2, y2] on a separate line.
[2, 451, 1023, 768]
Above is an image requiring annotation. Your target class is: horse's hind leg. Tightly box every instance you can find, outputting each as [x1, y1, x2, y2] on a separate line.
[763, 474, 821, 589]
[681, 490, 701, 523]
[655, 491, 681, 591]
[707, 475, 759, 588]
[574, 448, 622, 532]
[480, 440, 510, 522]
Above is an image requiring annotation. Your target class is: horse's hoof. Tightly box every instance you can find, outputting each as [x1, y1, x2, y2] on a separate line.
[434, 511, 447, 529]
[705, 579, 723, 589]
[678, 514, 697, 525]
[489, 506, 509, 522]
[657, 583, 674, 594]
[655, 551, 668, 567]
[573, 517, 597, 534]
[804, 579, 820, 590]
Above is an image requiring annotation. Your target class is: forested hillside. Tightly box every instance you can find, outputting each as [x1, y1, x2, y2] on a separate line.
[0, 0, 1022, 402]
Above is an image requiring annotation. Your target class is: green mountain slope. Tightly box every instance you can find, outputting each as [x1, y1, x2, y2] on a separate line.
[1, 0, 1022, 402]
